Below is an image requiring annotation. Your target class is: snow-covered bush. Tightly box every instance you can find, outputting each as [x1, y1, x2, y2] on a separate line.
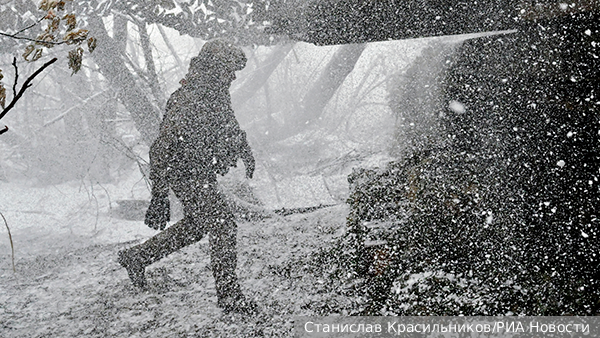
[341, 18, 599, 315]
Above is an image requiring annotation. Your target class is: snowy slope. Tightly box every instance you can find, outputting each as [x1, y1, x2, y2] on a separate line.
[0, 175, 349, 337]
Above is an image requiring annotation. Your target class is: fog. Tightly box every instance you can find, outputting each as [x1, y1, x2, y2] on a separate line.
[0, 24, 435, 207]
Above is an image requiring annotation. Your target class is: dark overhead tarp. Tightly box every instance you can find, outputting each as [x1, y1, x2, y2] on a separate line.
[265, 0, 599, 45]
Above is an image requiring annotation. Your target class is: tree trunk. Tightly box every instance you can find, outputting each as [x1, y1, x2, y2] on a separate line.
[281, 43, 366, 139]
[88, 15, 161, 146]
[85, 16, 128, 182]
[138, 21, 165, 110]
[231, 43, 295, 109]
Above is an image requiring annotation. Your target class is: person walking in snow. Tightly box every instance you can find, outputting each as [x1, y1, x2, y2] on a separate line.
[118, 39, 256, 314]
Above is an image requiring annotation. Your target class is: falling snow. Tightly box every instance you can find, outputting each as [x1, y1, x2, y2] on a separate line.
[1, 1, 599, 336]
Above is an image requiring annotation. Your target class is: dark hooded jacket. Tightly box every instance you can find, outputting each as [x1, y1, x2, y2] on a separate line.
[148, 61, 252, 195]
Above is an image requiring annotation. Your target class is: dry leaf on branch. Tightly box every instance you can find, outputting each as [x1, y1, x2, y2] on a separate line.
[63, 29, 88, 45]
[31, 48, 44, 62]
[63, 14, 76, 31]
[68, 47, 84, 74]
[47, 17, 61, 33]
[22, 45, 36, 61]
[87, 37, 97, 53]
[36, 32, 56, 47]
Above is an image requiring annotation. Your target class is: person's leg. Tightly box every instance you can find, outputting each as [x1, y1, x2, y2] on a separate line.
[119, 216, 204, 287]
[207, 187, 256, 313]
[210, 211, 242, 301]
[119, 180, 207, 288]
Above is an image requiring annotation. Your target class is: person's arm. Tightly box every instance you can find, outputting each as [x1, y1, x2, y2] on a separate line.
[238, 129, 255, 179]
[231, 124, 255, 179]
[148, 135, 171, 193]
[145, 97, 180, 230]
[219, 99, 255, 178]
[145, 129, 172, 230]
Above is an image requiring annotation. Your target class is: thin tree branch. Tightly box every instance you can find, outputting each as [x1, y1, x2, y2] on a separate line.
[11, 17, 45, 37]
[0, 212, 15, 273]
[0, 57, 58, 122]
[157, 24, 184, 70]
[43, 90, 108, 127]
[0, 31, 65, 46]
[12, 57, 18, 97]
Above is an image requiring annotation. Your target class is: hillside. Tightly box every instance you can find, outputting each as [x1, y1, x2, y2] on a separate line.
[0, 177, 350, 337]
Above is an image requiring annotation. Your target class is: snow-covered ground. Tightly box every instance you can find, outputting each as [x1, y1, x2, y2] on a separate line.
[0, 171, 350, 337]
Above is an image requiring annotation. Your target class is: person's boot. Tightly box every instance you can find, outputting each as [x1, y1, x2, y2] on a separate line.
[217, 293, 258, 315]
[118, 249, 147, 289]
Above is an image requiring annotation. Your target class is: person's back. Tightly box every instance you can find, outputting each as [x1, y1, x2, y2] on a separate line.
[150, 55, 251, 192]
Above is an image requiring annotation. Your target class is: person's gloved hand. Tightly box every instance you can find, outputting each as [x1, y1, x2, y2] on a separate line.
[242, 151, 255, 179]
[145, 192, 170, 230]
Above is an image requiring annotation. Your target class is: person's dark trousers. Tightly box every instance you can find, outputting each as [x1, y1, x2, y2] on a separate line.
[123, 176, 243, 300]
